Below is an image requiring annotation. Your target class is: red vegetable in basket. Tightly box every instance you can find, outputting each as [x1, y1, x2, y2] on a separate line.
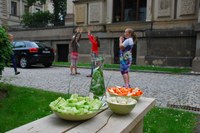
[107, 87, 143, 97]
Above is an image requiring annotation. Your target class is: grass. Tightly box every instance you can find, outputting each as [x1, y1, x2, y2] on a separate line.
[144, 107, 197, 133]
[0, 83, 198, 133]
[0, 83, 69, 133]
[53, 62, 191, 74]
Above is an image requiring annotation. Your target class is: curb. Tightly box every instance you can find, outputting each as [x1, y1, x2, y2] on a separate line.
[53, 65, 200, 76]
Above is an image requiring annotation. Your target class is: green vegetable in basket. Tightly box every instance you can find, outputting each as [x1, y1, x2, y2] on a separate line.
[49, 94, 103, 115]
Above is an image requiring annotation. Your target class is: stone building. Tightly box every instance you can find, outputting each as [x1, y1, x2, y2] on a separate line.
[9, 0, 200, 71]
[71, 0, 199, 67]
[0, 0, 53, 26]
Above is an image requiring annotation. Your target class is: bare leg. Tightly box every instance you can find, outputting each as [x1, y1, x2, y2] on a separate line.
[70, 58, 74, 74]
[122, 74, 126, 85]
[122, 73, 129, 87]
[74, 60, 80, 74]
[127, 73, 130, 86]
[75, 66, 77, 74]
[125, 74, 129, 87]
[70, 66, 73, 74]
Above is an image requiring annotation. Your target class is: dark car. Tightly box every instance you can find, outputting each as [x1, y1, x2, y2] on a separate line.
[13, 41, 55, 68]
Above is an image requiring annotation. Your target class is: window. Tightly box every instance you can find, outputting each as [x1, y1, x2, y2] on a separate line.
[24, 5, 29, 13]
[14, 42, 26, 48]
[35, 8, 41, 12]
[113, 0, 147, 22]
[11, 1, 17, 16]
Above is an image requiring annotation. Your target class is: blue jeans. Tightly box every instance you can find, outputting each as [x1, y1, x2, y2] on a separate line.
[11, 54, 18, 72]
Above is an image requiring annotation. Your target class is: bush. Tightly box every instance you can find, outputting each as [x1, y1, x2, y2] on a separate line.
[0, 27, 13, 76]
[21, 11, 54, 28]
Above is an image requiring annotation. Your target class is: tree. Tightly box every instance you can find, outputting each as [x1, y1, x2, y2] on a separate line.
[52, 0, 66, 26]
[21, 11, 54, 28]
[26, 0, 66, 26]
[27, 0, 46, 7]
[0, 27, 13, 78]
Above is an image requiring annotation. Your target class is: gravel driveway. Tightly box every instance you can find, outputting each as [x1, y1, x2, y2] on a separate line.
[1, 66, 200, 111]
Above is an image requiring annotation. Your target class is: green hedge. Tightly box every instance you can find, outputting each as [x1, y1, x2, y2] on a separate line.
[0, 26, 12, 75]
[21, 11, 54, 28]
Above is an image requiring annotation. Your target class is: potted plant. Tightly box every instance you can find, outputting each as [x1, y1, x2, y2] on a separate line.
[0, 26, 13, 79]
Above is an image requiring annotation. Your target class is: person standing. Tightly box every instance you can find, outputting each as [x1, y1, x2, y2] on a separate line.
[8, 34, 20, 75]
[87, 29, 100, 77]
[119, 28, 137, 87]
[70, 27, 82, 75]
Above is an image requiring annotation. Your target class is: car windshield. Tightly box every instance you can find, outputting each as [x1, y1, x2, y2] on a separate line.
[29, 42, 47, 48]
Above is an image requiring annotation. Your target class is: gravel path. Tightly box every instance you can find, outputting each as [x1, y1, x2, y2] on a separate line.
[1, 66, 200, 110]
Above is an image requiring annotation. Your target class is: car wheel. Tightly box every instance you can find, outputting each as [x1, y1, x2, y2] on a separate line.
[43, 63, 52, 68]
[20, 57, 29, 68]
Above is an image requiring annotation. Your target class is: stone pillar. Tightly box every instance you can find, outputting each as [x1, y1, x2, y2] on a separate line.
[146, 0, 152, 21]
[19, 0, 23, 18]
[0, 13, 1, 25]
[192, 5, 200, 72]
[65, 0, 74, 26]
[106, 0, 113, 24]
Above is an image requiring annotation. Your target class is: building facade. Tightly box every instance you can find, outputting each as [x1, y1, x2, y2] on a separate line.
[8, 0, 200, 71]
[0, 0, 52, 26]
[70, 0, 199, 68]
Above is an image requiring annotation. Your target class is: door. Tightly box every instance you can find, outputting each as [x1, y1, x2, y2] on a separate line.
[57, 44, 69, 62]
[114, 39, 120, 64]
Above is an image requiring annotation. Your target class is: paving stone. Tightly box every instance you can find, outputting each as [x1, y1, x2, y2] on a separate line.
[1, 67, 200, 109]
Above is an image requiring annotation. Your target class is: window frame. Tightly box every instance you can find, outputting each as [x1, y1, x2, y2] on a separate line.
[24, 5, 29, 13]
[10, 1, 18, 16]
[113, 0, 147, 22]
[35, 8, 41, 12]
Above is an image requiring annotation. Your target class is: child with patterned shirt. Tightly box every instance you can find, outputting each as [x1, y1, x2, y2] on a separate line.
[119, 28, 137, 87]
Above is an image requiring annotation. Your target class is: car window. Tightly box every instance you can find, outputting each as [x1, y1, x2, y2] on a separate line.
[14, 42, 26, 48]
[26, 42, 38, 48]
[27, 42, 45, 48]
[35, 42, 48, 48]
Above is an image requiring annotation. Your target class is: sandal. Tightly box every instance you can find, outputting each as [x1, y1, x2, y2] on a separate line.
[76, 72, 80, 75]
[86, 74, 92, 77]
[70, 73, 75, 76]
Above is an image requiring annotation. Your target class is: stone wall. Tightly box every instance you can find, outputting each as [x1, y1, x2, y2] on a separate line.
[8, 0, 200, 68]
[9, 25, 197, 67]
[73, 0, 199, 25]
[76, 38, 113, 64]
[144, 30, 196, 67]
[193, 11, 200, 72]
[153, 0, 198, 21]
[0, 0, 8, 25]
[10, 27, 74, 41]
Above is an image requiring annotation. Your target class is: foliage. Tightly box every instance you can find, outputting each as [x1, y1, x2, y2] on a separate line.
[27, 0, 46, 7]
[21, 11, 54, 28]
[0, 83, 68, 132]
[52, 0, 66, 26]
[26, 0, 67, 26]
[0, 27, 13, 75]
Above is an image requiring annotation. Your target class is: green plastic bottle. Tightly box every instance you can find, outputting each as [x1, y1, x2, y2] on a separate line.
[89, 67, 105, 99]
